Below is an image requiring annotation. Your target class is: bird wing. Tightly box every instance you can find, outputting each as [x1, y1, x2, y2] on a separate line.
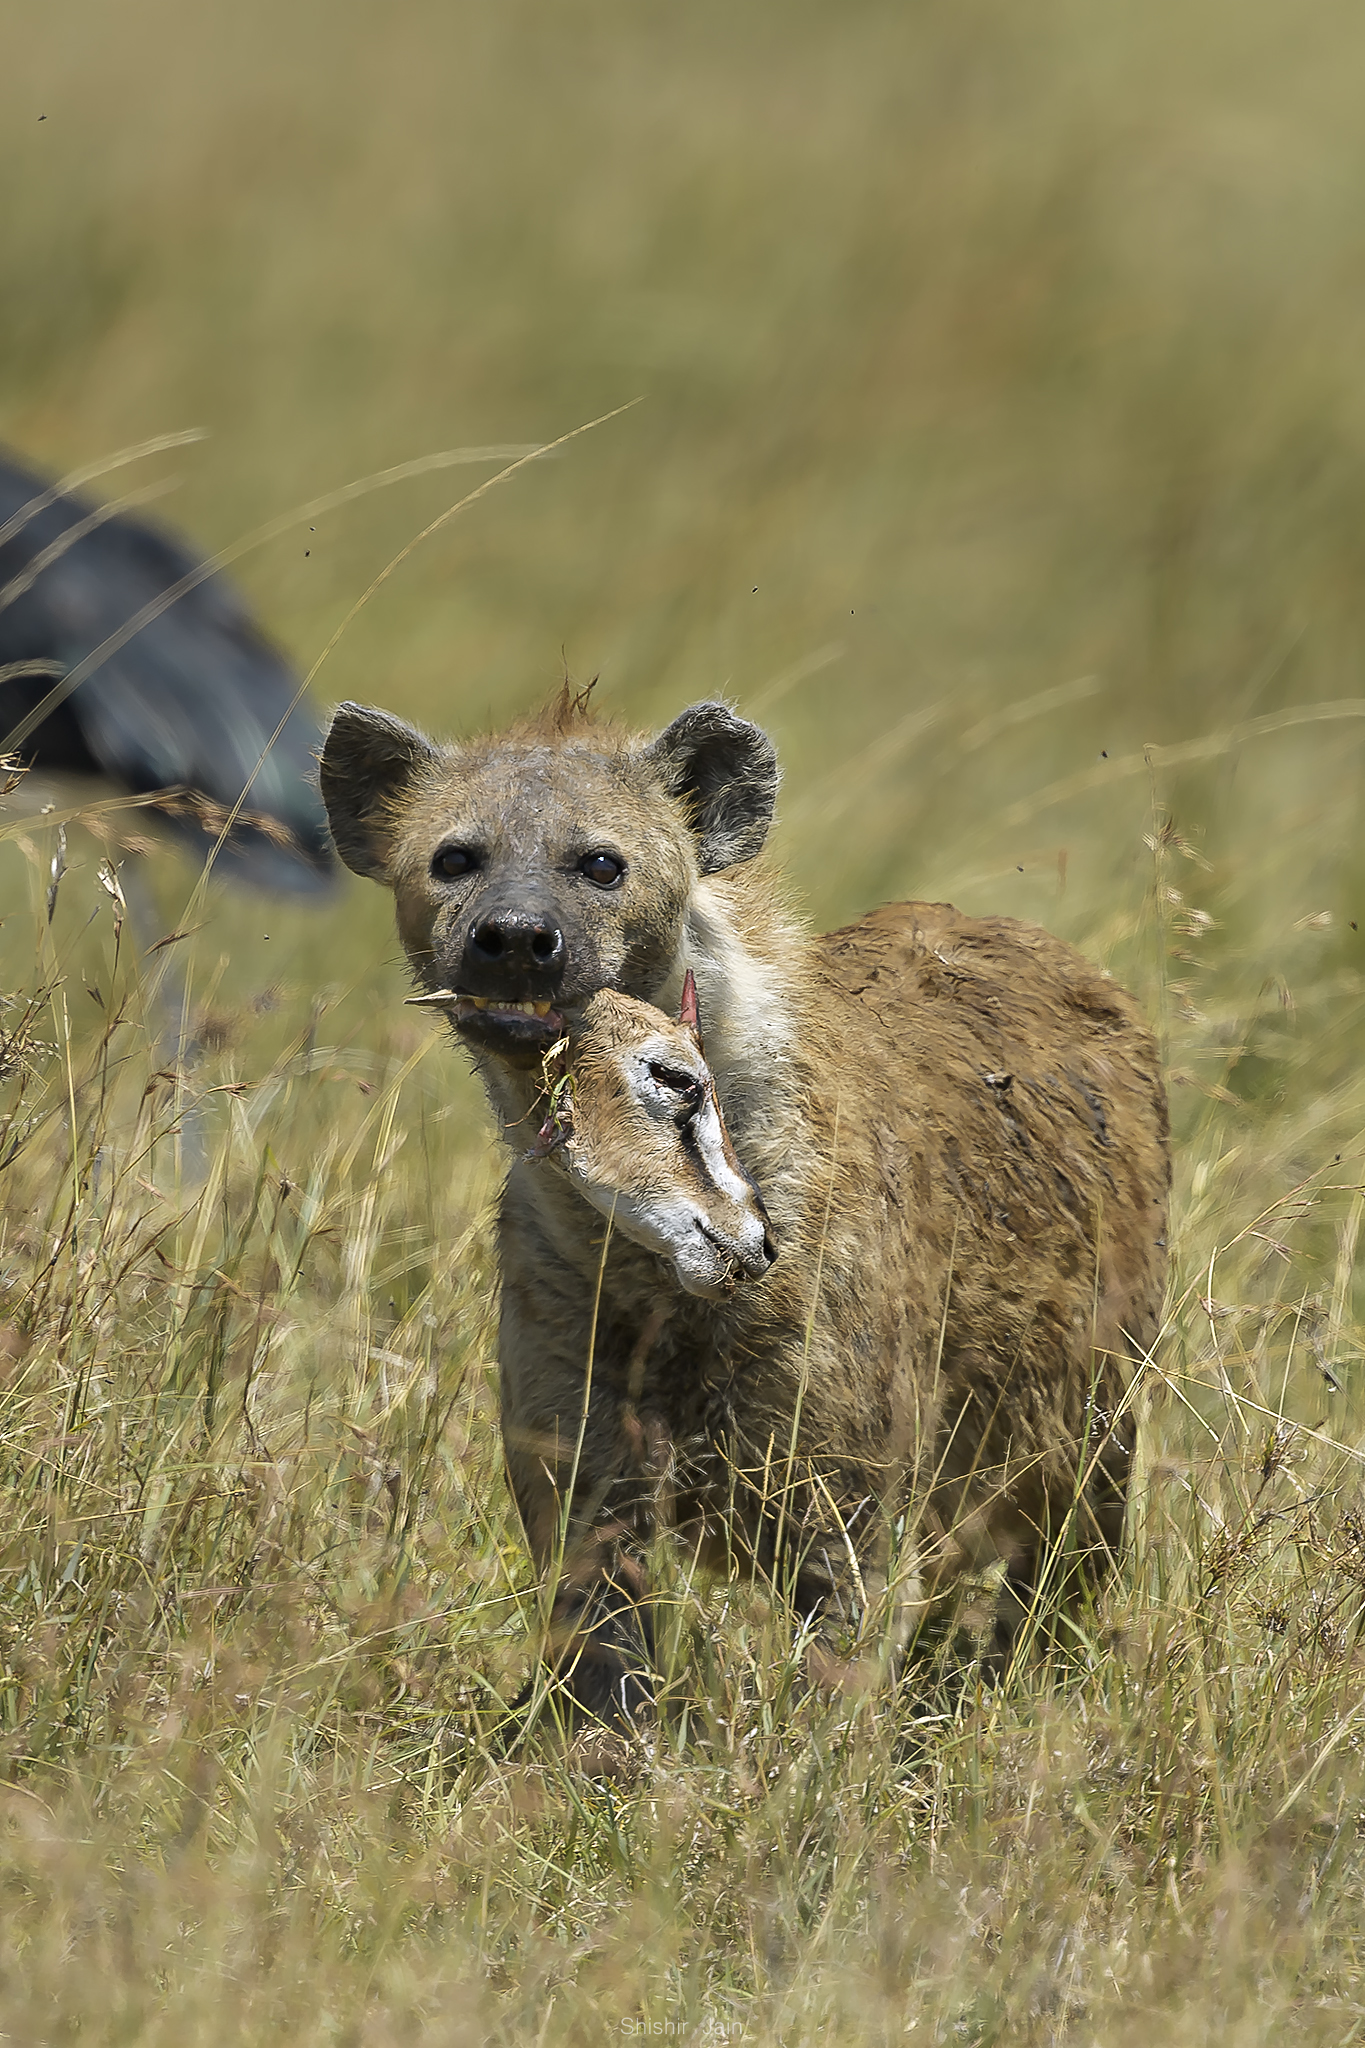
[0, 452, 337, 894]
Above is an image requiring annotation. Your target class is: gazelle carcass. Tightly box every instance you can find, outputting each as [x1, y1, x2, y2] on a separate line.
[524, 973, 776, 1301]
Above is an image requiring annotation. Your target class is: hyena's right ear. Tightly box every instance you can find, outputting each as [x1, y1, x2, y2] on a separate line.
[320, 702, 439, 881]
[646, 701, 779, 874]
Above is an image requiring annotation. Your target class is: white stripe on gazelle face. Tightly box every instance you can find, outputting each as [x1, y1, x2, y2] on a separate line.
[532, 983, 776, 1300]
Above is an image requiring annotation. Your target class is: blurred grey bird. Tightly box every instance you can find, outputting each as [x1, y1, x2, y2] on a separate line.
[0, 449, 337, 894]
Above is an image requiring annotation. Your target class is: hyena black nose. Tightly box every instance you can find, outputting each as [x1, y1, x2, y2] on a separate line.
[467, 909, 567, 984]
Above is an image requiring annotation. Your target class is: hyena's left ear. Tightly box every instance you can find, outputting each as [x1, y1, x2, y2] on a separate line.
[320, 702, 440, 881]
[645, 701, 779, 874]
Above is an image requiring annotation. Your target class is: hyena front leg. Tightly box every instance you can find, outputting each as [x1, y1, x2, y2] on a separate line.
[499, 1290, 669, 1729]
[502, 1427, 664, 1726]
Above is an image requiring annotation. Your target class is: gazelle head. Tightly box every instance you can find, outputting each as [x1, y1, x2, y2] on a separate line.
[528, 973, 777, 1300]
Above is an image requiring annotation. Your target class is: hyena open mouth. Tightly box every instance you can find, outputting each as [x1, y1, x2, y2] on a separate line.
[407, 989, 567, 1058]
[454, 994, 565, 1057]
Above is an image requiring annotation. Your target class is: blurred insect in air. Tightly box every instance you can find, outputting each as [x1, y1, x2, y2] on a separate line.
[0, 448, 337, 895]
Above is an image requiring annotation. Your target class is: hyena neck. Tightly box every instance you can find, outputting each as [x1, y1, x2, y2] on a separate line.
[654, 872, 811, 1180]
[477, 1052, 558, 1143]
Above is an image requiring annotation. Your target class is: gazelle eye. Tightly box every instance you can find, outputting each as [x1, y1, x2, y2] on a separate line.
[649, 1062, 702, 1111]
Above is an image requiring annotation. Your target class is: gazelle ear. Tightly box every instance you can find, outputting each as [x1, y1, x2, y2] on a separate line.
[678, 968, 704, 1049]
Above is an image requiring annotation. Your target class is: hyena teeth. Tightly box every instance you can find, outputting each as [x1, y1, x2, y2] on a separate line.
[469, 997, 553, 1016]
[405, 994, 556, 1018]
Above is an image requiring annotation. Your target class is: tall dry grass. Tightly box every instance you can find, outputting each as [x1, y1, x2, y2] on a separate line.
[4, 0, 1365, 2037]
[1, 805, 1364, 2042]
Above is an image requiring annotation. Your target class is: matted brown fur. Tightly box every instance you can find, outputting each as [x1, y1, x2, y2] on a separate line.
[320, 694, 1170, 1724]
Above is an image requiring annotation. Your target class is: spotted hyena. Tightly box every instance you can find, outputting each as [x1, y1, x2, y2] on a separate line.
[321, 691, 1169, 1723]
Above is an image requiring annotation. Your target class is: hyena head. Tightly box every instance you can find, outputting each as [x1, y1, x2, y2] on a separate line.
[529, 975, 777, 1299]
[319, 694, 778, 1068]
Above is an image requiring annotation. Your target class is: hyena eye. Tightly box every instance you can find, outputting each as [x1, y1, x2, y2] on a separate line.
[432, 844, 479, 880]
[579, 851, 625, 888]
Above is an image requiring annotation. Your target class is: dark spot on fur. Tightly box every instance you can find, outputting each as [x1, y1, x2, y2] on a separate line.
[1066, 1068, 1109, 1145]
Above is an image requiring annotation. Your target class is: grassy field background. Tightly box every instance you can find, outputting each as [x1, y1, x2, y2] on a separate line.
[4, 0, 1365, 2038]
